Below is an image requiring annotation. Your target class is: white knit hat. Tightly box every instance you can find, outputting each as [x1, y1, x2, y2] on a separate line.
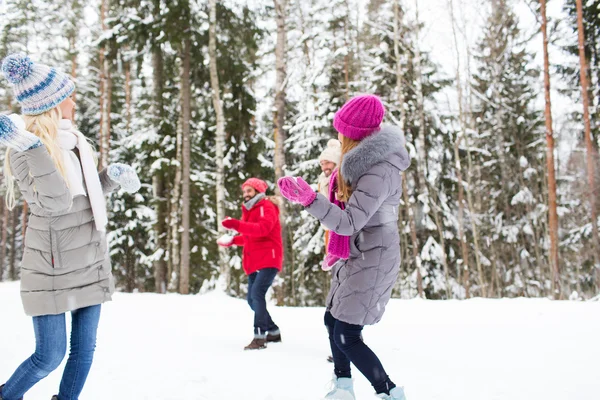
[319, 139, 342, 165]
[1, 53, 75, 115]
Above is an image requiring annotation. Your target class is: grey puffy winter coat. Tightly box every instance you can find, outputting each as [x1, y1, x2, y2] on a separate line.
[10, 145, 119, 317]
[306, 125, 411, 325]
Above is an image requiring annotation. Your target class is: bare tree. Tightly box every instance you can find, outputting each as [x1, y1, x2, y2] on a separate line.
[413, 0, 452, 297]
[98, 0, 112, 169]
[9, 207, 17, 280]
[151, 0, 167, 293]
[343, 0, 351, 100]
[69, 26, 77, 123]
[463, 15, 486, 297]
[0, 205, 8, 281]
[575, 0, 600, 285]
[448, 0, 472, 298]
[209, 0, 230, 291]
[540, 0, 561, 298]
[124, 53, 132, 133]
[168, 86, 183, 292]
[273, 0, 290, 297]
[123, 54, 136, 291]
[179, 34, 192, 295]
[394, 0, 423, 297]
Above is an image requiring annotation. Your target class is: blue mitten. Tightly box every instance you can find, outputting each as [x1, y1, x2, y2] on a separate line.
[0, 114, 42, 151]
[107, 163, 141, 194]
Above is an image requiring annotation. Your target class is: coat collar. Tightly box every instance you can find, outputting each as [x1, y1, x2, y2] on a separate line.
[341, 124, 410, 184]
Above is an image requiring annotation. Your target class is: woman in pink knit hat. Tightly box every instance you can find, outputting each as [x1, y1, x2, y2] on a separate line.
[279, 95, 411, 400]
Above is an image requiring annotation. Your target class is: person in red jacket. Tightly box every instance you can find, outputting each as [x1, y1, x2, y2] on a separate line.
[217, 178, 283, 350]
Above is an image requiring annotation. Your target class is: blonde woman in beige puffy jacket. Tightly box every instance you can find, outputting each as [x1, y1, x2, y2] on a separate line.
[0, 54, 140, 400]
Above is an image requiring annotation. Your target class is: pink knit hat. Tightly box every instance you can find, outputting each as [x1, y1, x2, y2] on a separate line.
[333, 94, 385, 140]
[242, 178, 268, 193]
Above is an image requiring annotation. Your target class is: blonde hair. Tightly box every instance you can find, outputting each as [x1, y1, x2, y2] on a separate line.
[336, 135, 361, 203]
[4, 107, 94, 209]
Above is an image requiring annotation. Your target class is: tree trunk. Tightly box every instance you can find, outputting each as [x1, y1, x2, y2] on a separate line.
[168, 84, 183, 292]
[403, 178, 423, 297]
[9, 207, 17, 280]
[464, 33, 486, 297]
[448, 0, 471, 298]
[430, 193, 451, 298]
[455, 138, 470, 298]
[123, 56, 135, 292]
[179, 35, 192, 295]
[70, 34, 77, 123]
[124, 56, 132, 133]
[99, 0, 111, 170]
[490, 242, 502, 297]
[414, 0, 450, 297]
[153, 173, 167, 293]
[98, 0, 105, 158]
[575, 0, 600, 285]
[125, 245, 135, 292]
[540, 0, 561, 299]
[0, 205, 8, 281]
[394, 0, 423, 297]
[343, 0, 351, 101]
[273, 0, 290, 296]
[209, 0, 230, 292]
[152, 26, 167, 294]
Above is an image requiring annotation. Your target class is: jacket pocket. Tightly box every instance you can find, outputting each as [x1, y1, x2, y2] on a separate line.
[49, 228, 63, 268]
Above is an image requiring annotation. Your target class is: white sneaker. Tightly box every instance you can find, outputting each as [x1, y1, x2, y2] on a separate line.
[376, 386, 406, 400]
[323, 377, 356, 400]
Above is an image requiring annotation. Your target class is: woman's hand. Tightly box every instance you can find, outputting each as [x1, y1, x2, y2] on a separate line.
[107, 163, 141, 193]
[277, 176, 317, 207]
[321, 253, 340, 271]
[0, 114, 42, 151]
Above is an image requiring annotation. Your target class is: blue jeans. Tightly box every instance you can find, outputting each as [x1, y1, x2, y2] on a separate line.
[324, 311, 396, 395]
[1, 305, 101, 400]
[247, 268, 279, 338]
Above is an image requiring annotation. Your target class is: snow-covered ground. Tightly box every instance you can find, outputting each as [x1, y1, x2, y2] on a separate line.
[1, 281, 599, 400]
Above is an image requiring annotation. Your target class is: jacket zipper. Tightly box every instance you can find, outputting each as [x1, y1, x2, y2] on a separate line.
[49, 228, 54, 267]
[329, 262, 344, 308]
[50, 228, 62, 268]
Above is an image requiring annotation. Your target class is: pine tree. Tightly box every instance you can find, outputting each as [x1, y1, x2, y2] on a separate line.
[363, 0, 454, 298]
[472, 0, 547, 296]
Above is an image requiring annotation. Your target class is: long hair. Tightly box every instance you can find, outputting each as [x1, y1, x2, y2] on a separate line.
[4, 107, 69, 209]
[336, 135, 361, 203]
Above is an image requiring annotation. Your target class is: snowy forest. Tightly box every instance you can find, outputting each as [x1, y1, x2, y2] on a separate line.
[0, 0, 598, 303]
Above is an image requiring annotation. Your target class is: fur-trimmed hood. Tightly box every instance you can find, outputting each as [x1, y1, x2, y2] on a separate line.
[341, 124, 411, 184]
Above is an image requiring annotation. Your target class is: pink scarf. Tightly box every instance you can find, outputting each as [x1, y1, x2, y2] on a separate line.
[327, 169, 350, 259]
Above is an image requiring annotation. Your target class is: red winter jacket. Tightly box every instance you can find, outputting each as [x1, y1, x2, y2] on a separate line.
[231, 198, 283, 275]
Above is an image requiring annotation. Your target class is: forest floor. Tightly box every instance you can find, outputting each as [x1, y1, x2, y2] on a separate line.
[1, 281, 598, 400]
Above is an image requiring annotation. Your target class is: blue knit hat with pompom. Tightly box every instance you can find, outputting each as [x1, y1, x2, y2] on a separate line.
[1, 53, 75, 115]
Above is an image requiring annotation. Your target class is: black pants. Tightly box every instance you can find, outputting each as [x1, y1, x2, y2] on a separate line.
[324, 311, 396, 395]
[247, 268, 279, 337]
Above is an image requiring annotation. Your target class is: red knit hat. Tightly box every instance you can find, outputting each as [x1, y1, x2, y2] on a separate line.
[242, 178, 268, 193]
[333, 94, 385, 140]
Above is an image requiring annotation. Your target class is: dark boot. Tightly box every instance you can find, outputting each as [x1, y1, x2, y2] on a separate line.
[266, 330, 282, 343]
[0, 384, 23, 400]
[51, 396, 58, 400]
[244, 338, 267, 350]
